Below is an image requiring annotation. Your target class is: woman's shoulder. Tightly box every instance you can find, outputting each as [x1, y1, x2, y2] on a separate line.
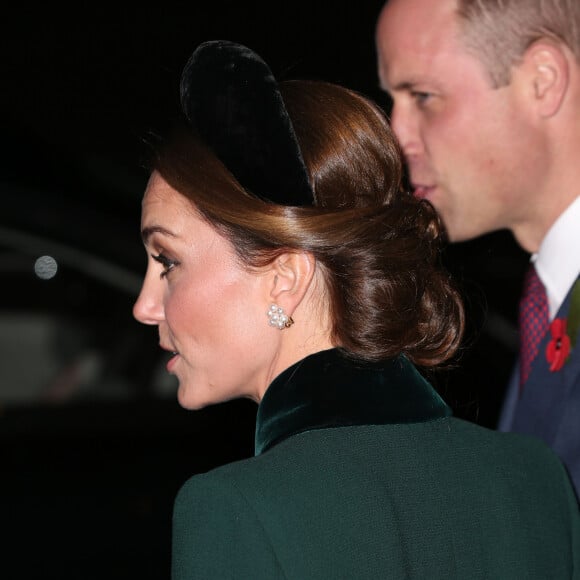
[443, 417, 574, 488]
[446, 416, 561, 456]
[174, 452, 279, 506]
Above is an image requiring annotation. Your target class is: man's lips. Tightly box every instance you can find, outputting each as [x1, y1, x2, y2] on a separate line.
[412, 185, 435, 200]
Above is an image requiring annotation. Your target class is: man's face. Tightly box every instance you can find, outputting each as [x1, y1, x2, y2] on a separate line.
[376, 0, 539, 243]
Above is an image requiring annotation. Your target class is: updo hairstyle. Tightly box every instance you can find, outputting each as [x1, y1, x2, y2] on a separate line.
[152, 80, 464, 367]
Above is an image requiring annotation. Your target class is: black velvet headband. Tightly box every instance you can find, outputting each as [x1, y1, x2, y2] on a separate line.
[179, 40, 315, 206]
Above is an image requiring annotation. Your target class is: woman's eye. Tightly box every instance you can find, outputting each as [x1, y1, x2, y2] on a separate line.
[152, 253, 179, 278]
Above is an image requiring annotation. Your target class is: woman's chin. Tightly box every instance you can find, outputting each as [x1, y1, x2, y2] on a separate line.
[176, 383, 208, 411]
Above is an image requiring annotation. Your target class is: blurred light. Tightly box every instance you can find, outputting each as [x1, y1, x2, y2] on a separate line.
[34, 255, 58, 280]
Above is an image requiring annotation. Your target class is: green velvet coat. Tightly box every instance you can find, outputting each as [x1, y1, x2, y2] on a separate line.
[172, 349, 580, 579]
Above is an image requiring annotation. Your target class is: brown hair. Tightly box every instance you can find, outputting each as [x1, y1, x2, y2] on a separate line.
[457, 0, 580, 87]
[152, 80, 464, 367]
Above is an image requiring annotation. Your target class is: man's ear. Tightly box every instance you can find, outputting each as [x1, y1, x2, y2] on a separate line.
[268, 251, 316, 312]
[520, 40, 569, 117]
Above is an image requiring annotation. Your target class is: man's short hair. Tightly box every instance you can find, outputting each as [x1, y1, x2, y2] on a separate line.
[457, 0, 580, 86]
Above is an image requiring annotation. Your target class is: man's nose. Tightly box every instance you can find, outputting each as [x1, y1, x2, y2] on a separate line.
[389, 101, 420, 158]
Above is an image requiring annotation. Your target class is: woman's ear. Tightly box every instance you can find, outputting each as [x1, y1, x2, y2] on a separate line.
[268, 251, 316, 312]
[520, 40, 569, 117]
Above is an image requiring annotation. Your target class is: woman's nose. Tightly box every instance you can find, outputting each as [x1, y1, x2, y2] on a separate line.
[133, 273, 164, 325]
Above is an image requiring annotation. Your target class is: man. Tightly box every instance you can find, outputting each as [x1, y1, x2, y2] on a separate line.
[376, 0, 580, 494]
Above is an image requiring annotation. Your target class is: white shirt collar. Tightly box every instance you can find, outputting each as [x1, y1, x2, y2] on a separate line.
[534, 196, 580, 319]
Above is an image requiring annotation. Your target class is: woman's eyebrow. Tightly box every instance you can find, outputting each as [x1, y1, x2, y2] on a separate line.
[141, 225, 177, 244]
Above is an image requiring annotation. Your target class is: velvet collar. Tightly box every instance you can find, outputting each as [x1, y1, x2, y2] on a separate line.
[255, 348, 451, 455]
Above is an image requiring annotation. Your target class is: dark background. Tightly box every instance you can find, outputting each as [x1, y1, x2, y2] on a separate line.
[1, 2, 528, 578]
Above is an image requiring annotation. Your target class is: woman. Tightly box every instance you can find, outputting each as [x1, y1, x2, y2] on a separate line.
[134, 41, 580, 579]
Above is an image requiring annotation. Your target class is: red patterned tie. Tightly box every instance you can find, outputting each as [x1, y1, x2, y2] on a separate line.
[519, 264, 549, 390]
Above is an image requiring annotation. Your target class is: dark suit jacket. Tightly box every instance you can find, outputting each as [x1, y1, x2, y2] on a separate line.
[500, 278, 580, 494]
[173, 349, 580, 579]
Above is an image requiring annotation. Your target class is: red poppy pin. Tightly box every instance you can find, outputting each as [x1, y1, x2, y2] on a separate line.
[545, 318, 571, 371]
[545, 278, 580, 372]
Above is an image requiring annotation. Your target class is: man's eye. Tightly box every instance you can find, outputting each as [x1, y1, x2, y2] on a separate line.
[152, 253, 178, 278]
[411, 91, 432, 106]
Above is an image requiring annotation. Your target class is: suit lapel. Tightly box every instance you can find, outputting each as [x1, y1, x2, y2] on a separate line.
[512, 278, 580, 459]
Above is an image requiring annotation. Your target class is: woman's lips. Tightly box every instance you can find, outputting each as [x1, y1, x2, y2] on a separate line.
[166, 352, 180, 373]
[160, 344, 179, 372]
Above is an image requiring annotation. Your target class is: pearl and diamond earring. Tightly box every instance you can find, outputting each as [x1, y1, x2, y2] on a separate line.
[267, 304, 294, 330]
